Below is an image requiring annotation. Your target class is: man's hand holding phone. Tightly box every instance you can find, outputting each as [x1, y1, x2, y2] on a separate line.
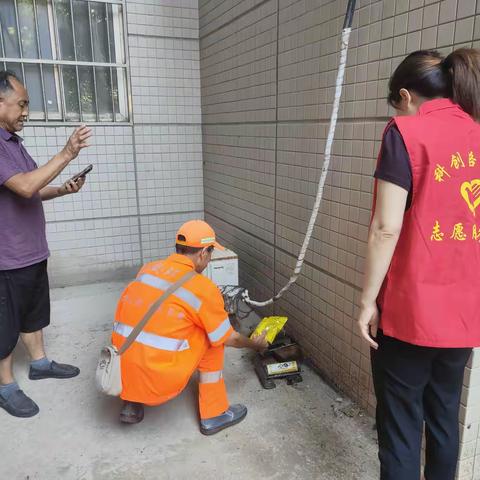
[57, 164, 93, 197]
[58, 176, 85, 196]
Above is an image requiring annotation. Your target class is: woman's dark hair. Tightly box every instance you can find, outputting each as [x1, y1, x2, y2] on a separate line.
[388, 48, 480, 121]
[442, 48, 480, 122]
[387, 50, 446, 107]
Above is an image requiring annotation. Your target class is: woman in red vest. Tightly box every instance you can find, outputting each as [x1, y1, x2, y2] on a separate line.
[357, 48, 480, 480]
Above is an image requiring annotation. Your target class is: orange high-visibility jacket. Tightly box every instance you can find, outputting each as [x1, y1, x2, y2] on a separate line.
[112, 254, 233, 405]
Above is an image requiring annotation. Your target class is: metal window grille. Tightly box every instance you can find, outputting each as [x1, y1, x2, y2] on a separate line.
[0, 0, 129, 123]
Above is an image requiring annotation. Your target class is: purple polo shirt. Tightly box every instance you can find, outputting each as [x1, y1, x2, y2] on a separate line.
[0, 127, 49, 270]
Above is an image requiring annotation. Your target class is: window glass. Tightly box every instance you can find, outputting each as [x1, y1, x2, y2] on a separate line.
[24, 63, 43, 117]
[90, 2, 109, 63]
[1, 1, 21, 58]
[95, 66, 113, 121]
[0, 0, 128, 123]
[35, 0, 53, 59]
[73, 1, 92, 62]
[78, 66, 96, 122]
[43, 64, 60, 118]
[17, 0, 39, 59]
[61, 65, 80, 121]
[54, 0, 75, 61]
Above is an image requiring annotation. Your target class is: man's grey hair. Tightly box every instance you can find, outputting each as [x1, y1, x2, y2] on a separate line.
[0, 70, 20, 95]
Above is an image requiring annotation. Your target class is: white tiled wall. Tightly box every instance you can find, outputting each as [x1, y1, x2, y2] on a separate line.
[199, 1, 480, 478]
[46, 217, 142, 285]
[20, 0, 203, 286]
[134, 124, 204, 215]
[140, 211, 200, 263]
[24, 126, 138, 222]
[126, 0, 199, 39]
[128, 36, 201, 124]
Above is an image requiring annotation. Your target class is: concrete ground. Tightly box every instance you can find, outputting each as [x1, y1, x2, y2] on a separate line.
[3, 282, 379, 480]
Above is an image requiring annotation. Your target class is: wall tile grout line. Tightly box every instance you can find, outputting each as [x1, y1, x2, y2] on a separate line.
[207, 211, 362, 294]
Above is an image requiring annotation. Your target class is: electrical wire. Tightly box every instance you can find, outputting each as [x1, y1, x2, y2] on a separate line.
[220, 285, 253, 320]
[242, 0, 358, 308]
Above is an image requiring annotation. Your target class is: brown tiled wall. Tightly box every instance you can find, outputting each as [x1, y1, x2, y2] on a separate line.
[199, 1, 480, 477]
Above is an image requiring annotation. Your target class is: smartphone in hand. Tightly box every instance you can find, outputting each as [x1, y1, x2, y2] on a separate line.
[69, 164, 93, 183]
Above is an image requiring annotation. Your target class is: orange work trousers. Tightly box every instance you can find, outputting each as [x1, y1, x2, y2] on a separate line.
[198, 344, 229, 419]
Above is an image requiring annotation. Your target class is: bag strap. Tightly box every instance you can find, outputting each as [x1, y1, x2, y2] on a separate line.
[117, 270, 197, 355]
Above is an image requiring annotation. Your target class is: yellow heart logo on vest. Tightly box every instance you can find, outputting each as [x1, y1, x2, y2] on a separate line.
[460, 180, 480, 216]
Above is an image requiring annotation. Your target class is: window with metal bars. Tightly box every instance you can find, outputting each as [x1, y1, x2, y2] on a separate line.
[0, 0, 129, 123]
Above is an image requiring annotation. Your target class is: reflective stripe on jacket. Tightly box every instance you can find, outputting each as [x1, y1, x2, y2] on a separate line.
[112, 253, 233, 404]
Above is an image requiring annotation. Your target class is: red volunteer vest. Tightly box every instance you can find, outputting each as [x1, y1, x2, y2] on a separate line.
[377, 98, 480, 347]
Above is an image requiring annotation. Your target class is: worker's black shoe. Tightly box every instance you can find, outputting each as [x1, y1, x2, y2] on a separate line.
[119, 401, 144, 424]
[0, 389, 39, 418]
[200, 404, 248, 435]
[29, 361, 80, 380]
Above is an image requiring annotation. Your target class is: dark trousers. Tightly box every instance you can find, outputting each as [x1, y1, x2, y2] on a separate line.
[371, 330, 471, 480]
[0, 261, 50, 359]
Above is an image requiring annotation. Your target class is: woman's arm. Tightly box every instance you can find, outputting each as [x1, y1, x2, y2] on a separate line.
[357, 179, 408, 348]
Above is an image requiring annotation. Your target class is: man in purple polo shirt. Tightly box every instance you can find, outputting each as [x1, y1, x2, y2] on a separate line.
[0, 70, 92, 418]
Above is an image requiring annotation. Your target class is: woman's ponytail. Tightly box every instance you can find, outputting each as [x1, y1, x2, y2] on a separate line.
[443, 48, 480, 121]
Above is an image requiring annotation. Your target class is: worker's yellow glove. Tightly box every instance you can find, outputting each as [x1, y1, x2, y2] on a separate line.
[250, 316, 288, 344]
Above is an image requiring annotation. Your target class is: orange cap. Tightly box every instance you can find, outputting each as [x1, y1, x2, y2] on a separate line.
[176, 220, 225, 250]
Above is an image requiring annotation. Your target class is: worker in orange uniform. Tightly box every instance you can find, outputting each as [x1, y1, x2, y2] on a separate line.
[111, 219, 268, 434]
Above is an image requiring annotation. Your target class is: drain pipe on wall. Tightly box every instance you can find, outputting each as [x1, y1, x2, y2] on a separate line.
[239, 0, 358, 308]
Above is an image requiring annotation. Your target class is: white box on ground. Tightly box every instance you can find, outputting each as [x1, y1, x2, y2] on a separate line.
[203, 248, 238, 287]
